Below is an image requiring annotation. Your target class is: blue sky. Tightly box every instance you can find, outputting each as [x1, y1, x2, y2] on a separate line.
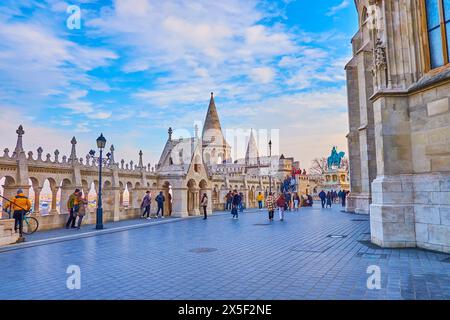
[0, 0, 358, 169]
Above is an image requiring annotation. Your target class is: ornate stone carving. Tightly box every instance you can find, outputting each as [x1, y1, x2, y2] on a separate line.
[374, 38, 387, 70]
[37, 147, 43, 161]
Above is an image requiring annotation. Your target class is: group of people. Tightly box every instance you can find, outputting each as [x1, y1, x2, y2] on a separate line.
[65, 189, 88, 229]
[225, 190, 244, 219]
[225, 189, 314, 222]
[318, 189, 349, 208]
[140, 190, 168, 220]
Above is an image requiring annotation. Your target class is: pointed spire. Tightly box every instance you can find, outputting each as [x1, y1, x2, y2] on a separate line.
[13, 125, 25, 157]
[69, 137, 77, 162]
[203, 92, 223, 136]
[245, 129, 260, 165]
[194, 124, 199, 138]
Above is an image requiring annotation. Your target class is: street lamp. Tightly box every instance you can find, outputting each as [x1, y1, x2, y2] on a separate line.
[95, 133, 106, 230]
[269, 140, 272, 194]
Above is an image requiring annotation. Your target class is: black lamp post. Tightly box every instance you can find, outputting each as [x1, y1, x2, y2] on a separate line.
[95, 133, 106, 230]
[269, 140, 272, 194]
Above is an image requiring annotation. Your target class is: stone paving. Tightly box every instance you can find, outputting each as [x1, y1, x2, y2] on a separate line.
[0, 204, 449, 300]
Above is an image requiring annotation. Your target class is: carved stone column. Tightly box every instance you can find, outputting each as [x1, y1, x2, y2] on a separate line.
[171, 187, 188, 217]
[33, 187, 42, 216]
[50, 186, 59, 215]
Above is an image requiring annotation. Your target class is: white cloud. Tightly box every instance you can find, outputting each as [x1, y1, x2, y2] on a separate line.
[0, 20, 118, 107]
[326, 0, 350, 16]
[250, 67, 275, 84]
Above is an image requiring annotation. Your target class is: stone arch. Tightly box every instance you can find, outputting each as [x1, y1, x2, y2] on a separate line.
[124, 182, 133, 207]
[38, 178, 55, 215]
[87, 182, 98, 212]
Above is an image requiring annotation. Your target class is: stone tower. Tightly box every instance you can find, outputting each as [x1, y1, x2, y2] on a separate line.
[202, 92, 231, 165]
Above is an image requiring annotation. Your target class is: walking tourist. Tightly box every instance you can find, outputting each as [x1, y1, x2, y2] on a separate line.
[3, 189, 31, 241]
[231, 190, 239, 219]
[340, 190, 347, 208]
[285, 192, 292, 211]
[293, 193, 300, 211]
[140, 191, 152, 219]
[319, 190, 326, 208]
[326, 191, 332, 208]
[66, 189, 81, 229]
[76, 194, 88, 229]
[266, 192, 275, 221]
[238, 192, 244, 212]
[276, 193, 286, 221]
[256, 192, 264, 210]
[225, 191, 233, 211]
[201, 193, 208, 219]
[155, 191, 165, 218]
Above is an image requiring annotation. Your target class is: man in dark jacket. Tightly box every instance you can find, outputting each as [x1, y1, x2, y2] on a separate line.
[231, 190, 240, 219]
[319, 190, 326, 208]
[155, 191, 165, 218]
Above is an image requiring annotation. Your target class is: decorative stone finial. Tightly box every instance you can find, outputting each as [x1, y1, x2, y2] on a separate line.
[69, 137, 77, 163]
[37, 147, 43, 161]
[109, 144, 115, 164]
[45, 153, 51, 162]
[121, 159, 125, 169]
[138, 150, 143, 168]
[54, 150, 60, 163]
[27, 151, 33, 160]
[3, 148, 9, 158]
[168, 127, 173, 141]
[13, 125, 25, 157]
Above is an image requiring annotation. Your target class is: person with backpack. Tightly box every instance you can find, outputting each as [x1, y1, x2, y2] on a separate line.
[3, 189, 31, 240]
[276, 193, 286, 221]
[155, 191, 165, 218]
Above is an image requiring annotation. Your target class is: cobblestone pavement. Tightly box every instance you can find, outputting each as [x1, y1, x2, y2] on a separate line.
[0, 204, 449, 300]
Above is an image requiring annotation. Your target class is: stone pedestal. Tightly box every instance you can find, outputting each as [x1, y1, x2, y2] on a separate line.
[370, 175, 415, 248]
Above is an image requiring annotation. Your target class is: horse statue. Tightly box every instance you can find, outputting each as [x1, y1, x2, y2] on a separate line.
[327, 146, 345, 169]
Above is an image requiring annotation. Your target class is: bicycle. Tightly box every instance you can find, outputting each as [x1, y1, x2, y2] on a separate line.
[22, 211, 39, 235]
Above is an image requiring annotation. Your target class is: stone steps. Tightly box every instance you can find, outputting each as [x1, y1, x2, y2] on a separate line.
[0, 219, 19, 246]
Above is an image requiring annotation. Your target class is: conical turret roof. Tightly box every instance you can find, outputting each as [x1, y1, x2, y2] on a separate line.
[202, 92, 223, 136]
[245, 129, 259, 164]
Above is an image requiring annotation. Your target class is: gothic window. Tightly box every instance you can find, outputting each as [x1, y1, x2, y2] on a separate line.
[423, 0, 450, 69]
